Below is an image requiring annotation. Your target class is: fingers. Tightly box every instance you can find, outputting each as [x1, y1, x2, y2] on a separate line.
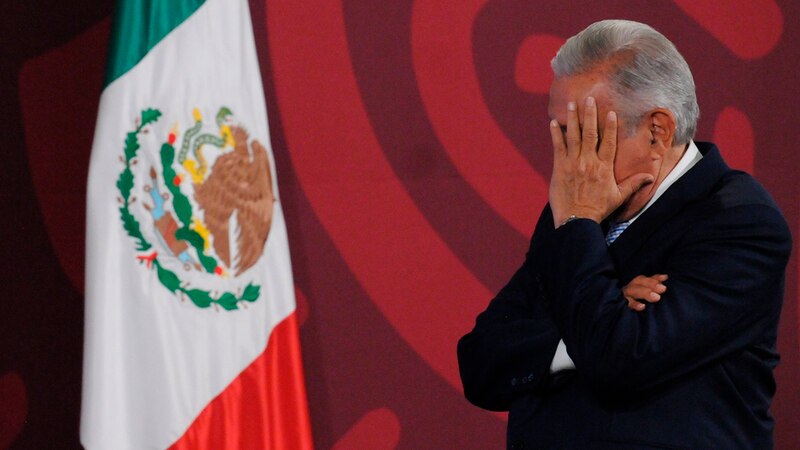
[597, 111, 617, 163]
[565, 101, 581, 157]
[553, 97, 604, 161]
[623, 274, 668, 312]
[623, 286, 661, 310]
[627, 298, 647, 312]
[580, 97, 598, 159]
[550, 119, 566, 159]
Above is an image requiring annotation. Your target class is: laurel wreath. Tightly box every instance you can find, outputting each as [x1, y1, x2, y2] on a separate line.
[116, 108, 261, 310]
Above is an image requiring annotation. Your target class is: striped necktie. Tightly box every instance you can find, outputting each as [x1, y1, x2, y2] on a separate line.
[605, 220, 631, 245]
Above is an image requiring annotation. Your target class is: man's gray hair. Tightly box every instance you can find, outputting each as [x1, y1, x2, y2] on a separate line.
[551, 20, 699, 145]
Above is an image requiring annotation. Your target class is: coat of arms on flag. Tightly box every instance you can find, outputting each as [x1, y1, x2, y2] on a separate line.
[116, 106, 274, 310]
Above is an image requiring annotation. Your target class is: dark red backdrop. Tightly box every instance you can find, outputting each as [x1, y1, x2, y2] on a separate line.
[1, 0, 798, 448]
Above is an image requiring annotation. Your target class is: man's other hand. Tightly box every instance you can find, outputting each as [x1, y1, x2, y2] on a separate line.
[623, 274, 668, 312]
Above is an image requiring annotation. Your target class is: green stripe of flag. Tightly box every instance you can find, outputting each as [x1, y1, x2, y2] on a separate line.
[104, 0, 205, 87]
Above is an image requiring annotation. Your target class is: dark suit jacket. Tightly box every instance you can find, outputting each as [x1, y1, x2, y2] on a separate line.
[457, 142, 791, 449]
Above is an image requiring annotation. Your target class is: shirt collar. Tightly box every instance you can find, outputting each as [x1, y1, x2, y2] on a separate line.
[627, 140, 703, 225]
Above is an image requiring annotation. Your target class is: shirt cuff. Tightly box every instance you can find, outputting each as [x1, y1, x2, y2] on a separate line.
[549, 339, 576, 373]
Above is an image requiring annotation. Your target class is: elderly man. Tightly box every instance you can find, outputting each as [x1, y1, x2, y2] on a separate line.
[457, 20, 791, 449]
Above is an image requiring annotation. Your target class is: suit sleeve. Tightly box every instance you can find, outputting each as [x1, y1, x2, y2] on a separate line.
[543, 204, 791, 396]
[457, 207, 562, 411]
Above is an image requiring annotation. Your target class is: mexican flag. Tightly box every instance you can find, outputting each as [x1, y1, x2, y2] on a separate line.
[80, 0, 312, 448]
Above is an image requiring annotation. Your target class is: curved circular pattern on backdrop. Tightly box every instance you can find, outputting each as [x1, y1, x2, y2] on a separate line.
[672, 0, 783, 60]
[411, 0, 548, 237]
[266, 0, 493, 392]
[514, 34, 565, 95]
[266, 0, 794, 399]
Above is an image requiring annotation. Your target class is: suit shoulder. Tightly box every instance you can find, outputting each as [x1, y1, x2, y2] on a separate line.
[712, 170, 784, 214]
[697, 170, 790, 242]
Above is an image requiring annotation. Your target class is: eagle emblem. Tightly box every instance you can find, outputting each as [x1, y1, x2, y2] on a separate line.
[116, 107, 274, 310]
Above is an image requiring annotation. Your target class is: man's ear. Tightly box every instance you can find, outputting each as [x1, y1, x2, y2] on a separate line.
[647, 109, 677, 149]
